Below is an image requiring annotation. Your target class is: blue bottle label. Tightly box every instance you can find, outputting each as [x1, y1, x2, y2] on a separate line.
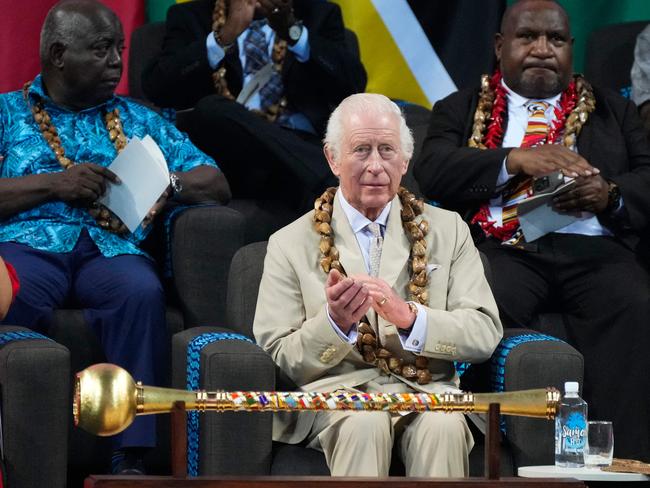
[562, 412, 586, 452]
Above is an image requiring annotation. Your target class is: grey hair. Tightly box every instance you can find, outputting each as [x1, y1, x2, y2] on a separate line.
[39, 0, 116, 63]
[323, 93, 414, 161]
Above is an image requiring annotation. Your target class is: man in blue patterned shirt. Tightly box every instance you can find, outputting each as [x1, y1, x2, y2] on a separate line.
[0, 0, 230, 473]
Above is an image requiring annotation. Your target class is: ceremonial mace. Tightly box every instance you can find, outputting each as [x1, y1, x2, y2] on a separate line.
[74, 363, 560, 436]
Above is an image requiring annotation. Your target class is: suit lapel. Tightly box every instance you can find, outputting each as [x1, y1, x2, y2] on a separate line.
[225, 46, 244, 95]
[577, 114, 593, 168]
[378, 195, 410, 289]
[331, 193, 367, 279]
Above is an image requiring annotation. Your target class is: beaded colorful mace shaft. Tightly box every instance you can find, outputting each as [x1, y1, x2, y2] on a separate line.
[208, 390, 446, 412]
[138, 387, 560, 419]
[73, 364, 560, 436]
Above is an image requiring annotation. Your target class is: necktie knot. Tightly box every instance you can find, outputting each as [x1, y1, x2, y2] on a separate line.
[521, 100, 551, 148]
[367, 222, 382, 239]
[526, 100, 550, 116]
[243, 20, 269, 76]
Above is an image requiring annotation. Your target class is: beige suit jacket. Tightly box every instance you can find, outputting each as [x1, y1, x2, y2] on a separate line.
[253, 193, 503, 444]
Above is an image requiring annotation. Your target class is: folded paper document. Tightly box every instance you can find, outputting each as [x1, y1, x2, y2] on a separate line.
[518, 178, 582, 242]
[98, 136, 169, 233]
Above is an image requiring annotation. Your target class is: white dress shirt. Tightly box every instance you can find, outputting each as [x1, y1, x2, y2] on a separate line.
[491, 80, 613, 237]
[327, 192, 428, 353]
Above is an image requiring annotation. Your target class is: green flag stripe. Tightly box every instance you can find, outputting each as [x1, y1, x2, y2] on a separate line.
[146, 0, 177, 22]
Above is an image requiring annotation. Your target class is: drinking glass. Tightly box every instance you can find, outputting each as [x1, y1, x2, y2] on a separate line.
[585, 421, 614, 468]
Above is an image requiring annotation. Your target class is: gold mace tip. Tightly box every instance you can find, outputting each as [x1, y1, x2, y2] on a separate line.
[73, 363, 137, 436]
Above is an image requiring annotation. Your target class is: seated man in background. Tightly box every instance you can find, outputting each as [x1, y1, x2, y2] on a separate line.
[142, 0, 367, 209]
[254, 93, 502, 477]
[0, 0, 230, 474]
[415, 0, 650, 462]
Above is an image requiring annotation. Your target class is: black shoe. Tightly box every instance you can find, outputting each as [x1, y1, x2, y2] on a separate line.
[111, 448, 147, 475]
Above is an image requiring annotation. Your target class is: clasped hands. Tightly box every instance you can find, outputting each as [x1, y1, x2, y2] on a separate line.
[218, 0, 296, 46]
[326, 269, 416, 335]
[507, 145, 610, 214]
[52, 162, 168, 230]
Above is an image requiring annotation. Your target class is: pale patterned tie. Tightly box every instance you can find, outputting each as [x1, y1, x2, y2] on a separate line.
[368, 222, 383, 277]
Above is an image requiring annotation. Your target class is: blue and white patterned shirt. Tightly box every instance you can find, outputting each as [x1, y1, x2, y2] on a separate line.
[0, 75, 217, 258]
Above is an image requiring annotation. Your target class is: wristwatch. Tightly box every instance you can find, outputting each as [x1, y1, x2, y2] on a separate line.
[288, 20, 304, 44]
[605, 180, 621, 212]
[170, 173, 183, 196]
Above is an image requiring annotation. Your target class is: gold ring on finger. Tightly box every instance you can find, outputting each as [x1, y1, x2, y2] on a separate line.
[378, 295, 388, 306]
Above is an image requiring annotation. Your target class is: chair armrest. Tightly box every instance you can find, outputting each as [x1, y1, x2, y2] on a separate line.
[494, 328, 584, 468]
[0, 326, 70, 488]
[170, 205, 245, 328]
[172, 327, 274, 475]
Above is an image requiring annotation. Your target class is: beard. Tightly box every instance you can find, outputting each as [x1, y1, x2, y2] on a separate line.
[513, 70, 569, 99]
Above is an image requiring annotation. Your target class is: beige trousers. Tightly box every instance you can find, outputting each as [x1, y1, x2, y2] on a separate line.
[305, 410, 473, 477]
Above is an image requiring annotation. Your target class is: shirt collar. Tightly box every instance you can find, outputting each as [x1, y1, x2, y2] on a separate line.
[501, 78, 562, 109]
[27, 74, 119, 113]
[338, 189, 391, 234]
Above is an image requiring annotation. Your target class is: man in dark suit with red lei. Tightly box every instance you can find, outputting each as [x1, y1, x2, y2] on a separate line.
[415, 0, 650, 462]
[143, 0, 367, 209]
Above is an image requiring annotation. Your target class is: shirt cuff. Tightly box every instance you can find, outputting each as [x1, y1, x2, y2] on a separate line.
[206, 31, 226, 70]
[327, 304, 358, 344]
[287, 26, 310, 62]
[399, 303, 427, 353]
[611, 195, 625, 215]
[496, 157, 515, 188]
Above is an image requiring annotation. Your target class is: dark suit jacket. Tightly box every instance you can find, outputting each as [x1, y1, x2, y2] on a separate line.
[141, 0, 367, 136]
[414, 84, 650, 247]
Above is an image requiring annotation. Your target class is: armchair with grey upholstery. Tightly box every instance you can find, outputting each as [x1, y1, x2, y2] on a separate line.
[171, 241, 584, 477]
[0, 204, 246, 488]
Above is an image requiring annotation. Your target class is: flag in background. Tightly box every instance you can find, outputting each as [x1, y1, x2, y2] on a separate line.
[332, 0, 505, 108]
[0, 0, 144, 95]
[147, 0, 192, 22]
[3, 1, 650, 97]
[0, 0, 56, 93]
[534, 0, 650, 73]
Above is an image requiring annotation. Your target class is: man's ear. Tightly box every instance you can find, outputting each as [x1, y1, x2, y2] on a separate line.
[49, 42, 66, 69]
[323, 144, 340, 177]
[494, 33, 503, 63]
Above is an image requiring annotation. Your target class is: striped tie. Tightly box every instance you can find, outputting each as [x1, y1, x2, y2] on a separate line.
[368, 222, 383, 277]
[471, 100, 551, 246]
[520, 101, 551, 147]
[500, 101, 550, 234]
[243, 20, 268, 76]
[242, 20, 284, 113]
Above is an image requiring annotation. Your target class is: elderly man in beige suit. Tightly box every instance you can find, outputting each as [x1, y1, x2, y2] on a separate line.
[253, 93, 502, 477]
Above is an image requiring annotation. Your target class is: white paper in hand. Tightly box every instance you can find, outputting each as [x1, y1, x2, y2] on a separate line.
[99, 136, 169, 232]
[518, 179, 582, 242]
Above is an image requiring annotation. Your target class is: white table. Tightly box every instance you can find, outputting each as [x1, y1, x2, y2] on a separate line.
[519, 465, 650, 482]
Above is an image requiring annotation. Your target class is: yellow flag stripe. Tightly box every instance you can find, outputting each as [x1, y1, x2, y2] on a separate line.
[332, 0, 430, 107]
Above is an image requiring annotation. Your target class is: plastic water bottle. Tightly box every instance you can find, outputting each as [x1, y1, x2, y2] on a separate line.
[555, 381, 588, 467]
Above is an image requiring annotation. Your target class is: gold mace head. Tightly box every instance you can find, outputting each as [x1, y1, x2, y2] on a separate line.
[73, 363, 137, 436]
